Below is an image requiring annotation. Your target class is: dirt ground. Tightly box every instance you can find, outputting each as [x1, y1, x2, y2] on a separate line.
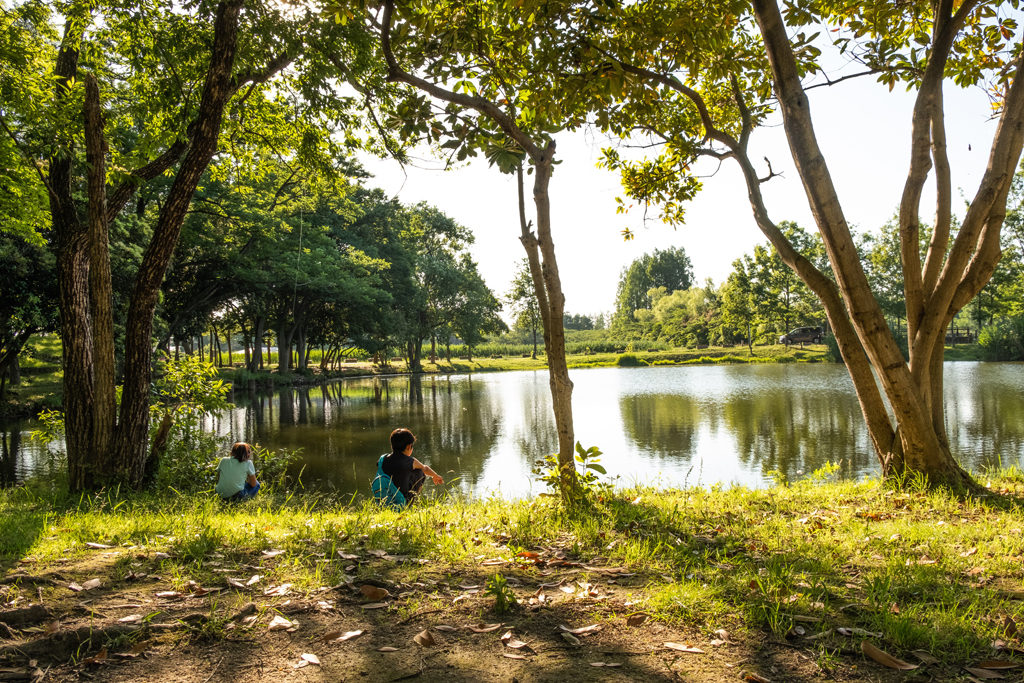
[0, 546, 949, 682]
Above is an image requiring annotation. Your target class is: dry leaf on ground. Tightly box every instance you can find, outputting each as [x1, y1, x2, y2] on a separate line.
[361, 602, 387, 610]
[468, 623, 502, 633]
[413, 629, 436, 647]
[323, 629, 363, 643]
[911, 650, 939, 664]
[85, 542, 113, 549]
[590, 662, 622, 667]
[267, 615, 297, 632]
[263, 583, 292, 597]
[559, 624, 601, 636]
[964, 667, 1005, 679]
[292, 653, 321, 669]
[261, 549, 285, 558]
[82, 578, 101, 591]
[860, 641, 918, 670]
[976, 661, 1021, 670]
[360, 585, 389, 600]
[664, 642, 704, 654]
[434, 625, 458, 632]
[503, 653, 528, 660]
[741, 672, 771, 683]
[500, 631, 529, 649]
[561, 632, 581, 645]
[626, 613, 649, 627]
[377, 646, 398, 652]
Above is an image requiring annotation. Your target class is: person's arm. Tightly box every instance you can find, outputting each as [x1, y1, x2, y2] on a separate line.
[412, 458, 443, 485]
[246, 461, 258, 486]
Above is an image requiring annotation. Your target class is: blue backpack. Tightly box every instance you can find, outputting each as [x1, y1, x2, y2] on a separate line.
[371, 455, 406, 510]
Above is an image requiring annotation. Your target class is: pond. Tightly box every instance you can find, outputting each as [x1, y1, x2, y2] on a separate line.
[3, 363, 1024, 497]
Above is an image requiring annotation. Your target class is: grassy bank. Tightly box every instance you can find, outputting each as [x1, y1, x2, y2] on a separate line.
[2, 473, 1023, 680]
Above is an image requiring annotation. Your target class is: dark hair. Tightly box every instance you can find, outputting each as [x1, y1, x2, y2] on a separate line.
[231, 442, 252, 462]
[389, 428, 416, 454]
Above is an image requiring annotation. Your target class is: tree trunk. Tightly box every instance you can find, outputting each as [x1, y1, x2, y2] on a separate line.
[111, 0, 245, 488]
[747, 0, 1024, 490]
[50, 25, 96, 492]
[83, 73, 117, 472]
[516, 161, 578, 499]
[226, 328, 232, 367]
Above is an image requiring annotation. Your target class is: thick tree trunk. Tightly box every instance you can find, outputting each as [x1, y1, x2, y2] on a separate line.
[748, 0, 1024, 490]
[83, 74, 117, 470]
[112, 0, 244, 488]
[50, 29, 97, 492]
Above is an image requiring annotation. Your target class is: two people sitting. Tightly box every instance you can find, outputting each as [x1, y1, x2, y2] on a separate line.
[215, 428, 443, 508]
[372, 427, 443, 509]
[216, 441, 260, 502]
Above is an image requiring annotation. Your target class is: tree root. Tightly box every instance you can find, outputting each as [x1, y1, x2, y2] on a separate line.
[0, 605, 53, 627]
[0, 623, 142, 661]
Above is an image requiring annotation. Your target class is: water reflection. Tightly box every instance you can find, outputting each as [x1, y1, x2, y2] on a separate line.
[4, 364, 1024, 496]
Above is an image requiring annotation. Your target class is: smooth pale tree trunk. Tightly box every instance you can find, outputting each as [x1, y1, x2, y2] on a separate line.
[748, 0, 1024, 489]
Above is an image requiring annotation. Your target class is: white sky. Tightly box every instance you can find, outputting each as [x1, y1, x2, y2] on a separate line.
[359, 75, 1001, 319]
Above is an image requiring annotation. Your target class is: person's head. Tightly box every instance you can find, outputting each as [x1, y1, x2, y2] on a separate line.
[231, 442, 253, 462]
[390, 428, 416, 455]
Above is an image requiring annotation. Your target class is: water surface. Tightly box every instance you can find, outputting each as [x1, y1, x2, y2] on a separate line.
[4, 363, 1023, 496]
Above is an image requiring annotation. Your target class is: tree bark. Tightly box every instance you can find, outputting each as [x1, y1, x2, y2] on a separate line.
[748, 0, 1022, 489]
[112, 0, 245, 487]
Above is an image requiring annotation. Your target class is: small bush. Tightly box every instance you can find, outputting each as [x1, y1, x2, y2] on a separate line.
[979, 316, 1024, 361]
[616, 353, 646, 367]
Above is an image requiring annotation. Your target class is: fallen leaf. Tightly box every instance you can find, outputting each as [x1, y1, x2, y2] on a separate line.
[300, 653, 320, 666]
[360, 585, 389, 600]
[861, 641, 918, 670]
[837, 627, 882, 638]
[246, 575, 261, 586]
[68, 582, 84, 592]
[361, 602, 388, 610]
[434, 625, 458, 632]
[82, 578, 101, 591]
[561, 632, 581, 645]
[154, 552, 171, 560]
[323, 629, 363, 643]
[267, 615, 296, 631]
[664, 642, 704, 654]
[377, 646, 398, 652]
[82, 647, 108, 665]
[911, 650, 939, 665]
[977, 661, 1021, 670]
[590, 662, 622, 667]
[964, 667, 1005, 679]
[503, 653, 528, 659]
[85, 542, 113, 549]
[337, 552, 359, 560]
[263, 583, 292, 597]
[413, 629, 436, 647]
[626, 613, 649, 627]
[154, 591, 183, 599]
[468, 623, 502, 633]
[226, 577, 246, 589]
[559, 624, 601, 636]
[261, 549, 285, 558]
[501, 631, 529, 649]
[117, 614, 143, 624]
[741, 672, 771, 683]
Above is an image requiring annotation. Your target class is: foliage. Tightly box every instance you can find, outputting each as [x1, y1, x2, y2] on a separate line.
[535, 442, 610, 499]
[151, 356, 232, 491]
[613, 247, 694, 326]
[615, 352, 646, 367]
[979, 316, 1024, 361]
[484, 572, 518, 614]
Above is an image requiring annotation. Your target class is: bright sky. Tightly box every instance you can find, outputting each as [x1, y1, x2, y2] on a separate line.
[359, 74, 1001, 319]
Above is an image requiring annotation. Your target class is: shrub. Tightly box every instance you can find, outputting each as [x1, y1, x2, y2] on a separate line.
[616, 353, 646, 367]
[979, 316, 1024, 361]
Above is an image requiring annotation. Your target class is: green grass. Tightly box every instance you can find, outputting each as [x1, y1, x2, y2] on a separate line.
[4, 470, 1024, 663]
